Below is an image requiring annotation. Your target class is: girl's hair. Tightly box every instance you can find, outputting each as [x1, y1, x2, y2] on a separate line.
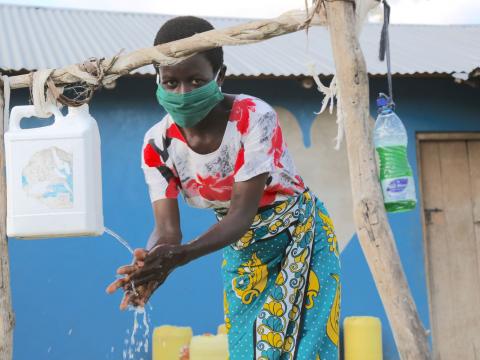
[154, 16, 224, 73]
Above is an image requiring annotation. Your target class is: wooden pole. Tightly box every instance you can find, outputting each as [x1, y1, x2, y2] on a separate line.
[0, 76, 15, 360]
[324, 2, 431, 359]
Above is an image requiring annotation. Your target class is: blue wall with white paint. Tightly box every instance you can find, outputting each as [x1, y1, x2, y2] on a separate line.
[7, 76, 480, 359]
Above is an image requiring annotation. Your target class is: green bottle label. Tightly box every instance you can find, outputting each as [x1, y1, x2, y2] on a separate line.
[376, 145, 413, 179]
[376, 145, 417, 211]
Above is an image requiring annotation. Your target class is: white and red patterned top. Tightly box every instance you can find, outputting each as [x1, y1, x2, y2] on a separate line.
[141, 94, 306, 209]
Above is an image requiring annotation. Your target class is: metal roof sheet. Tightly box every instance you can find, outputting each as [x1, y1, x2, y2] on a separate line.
[1, 3, 479, 77]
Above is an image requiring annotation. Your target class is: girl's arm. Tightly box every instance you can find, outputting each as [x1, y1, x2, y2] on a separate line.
[146, 198, 182, 250]
[128, 172, 268, 287]
[106, 172, 268, 308]
[105, 198, 182, 305]
[181, 172, 268, 264]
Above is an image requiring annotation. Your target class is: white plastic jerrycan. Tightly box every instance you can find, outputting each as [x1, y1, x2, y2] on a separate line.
[4, 104, 104, 239]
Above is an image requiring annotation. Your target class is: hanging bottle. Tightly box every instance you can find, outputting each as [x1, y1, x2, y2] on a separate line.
[373, 95, 417, 213]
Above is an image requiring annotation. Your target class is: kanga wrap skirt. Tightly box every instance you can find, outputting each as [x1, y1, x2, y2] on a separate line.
[218, 190, 341, 360]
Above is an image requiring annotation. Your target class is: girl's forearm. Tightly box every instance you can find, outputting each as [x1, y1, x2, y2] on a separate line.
[171, 174, 267, 265]
[180, 213, 252, 265]
[146, 228, 182, 251]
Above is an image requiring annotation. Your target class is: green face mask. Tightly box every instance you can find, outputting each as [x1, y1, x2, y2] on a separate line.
[155, 71, 224, 128]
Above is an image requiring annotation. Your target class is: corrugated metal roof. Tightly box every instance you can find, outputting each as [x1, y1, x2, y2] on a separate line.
[1, 3, 479, 77]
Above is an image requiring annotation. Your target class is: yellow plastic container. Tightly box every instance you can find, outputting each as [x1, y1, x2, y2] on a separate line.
[189, 334, 229, 360]
[344, 316, 382, 360]
[152, 325, 193, 360]
[217, 324, 228, 335]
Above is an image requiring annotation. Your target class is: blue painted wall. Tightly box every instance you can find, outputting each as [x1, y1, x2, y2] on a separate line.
[7, 76, 479, 359]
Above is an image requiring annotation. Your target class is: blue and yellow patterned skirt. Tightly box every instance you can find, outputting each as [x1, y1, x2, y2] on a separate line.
[218, 190, 341, 360]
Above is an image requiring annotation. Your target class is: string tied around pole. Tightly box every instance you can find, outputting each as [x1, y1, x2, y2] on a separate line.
[378, 0, 394, 109]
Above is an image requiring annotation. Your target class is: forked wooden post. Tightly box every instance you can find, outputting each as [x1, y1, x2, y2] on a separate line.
[0, 77, 15, 360]
[324, 1, 431, 359]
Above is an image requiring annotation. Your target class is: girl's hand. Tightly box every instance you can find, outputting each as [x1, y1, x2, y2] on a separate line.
[129, 244, 186, 287]
[106, 244, 186, 309]
[106, 248, 149, 309]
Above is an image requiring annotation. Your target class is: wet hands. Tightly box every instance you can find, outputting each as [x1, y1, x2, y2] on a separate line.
[106, 244, 185, 310]
[105, 248, 150, 309]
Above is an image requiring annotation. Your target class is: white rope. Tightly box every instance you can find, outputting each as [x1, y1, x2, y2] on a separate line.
[307, 0, 379, 150]
[31, 69, 59, 118]
[3, 72, 59, 132]
[307, 62, 336, 115]
[307, 64, 344, 150]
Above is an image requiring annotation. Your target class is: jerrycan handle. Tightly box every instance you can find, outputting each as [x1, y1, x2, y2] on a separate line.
[9, 105, 63, 132]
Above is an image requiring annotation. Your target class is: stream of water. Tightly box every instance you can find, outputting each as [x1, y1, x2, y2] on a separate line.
[105, 227, 134, 254]
[104, 227, 151, 359]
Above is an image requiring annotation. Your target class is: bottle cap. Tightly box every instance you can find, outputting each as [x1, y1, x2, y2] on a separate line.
[376, 93, 395, 112]
[376, 96, 389, 108]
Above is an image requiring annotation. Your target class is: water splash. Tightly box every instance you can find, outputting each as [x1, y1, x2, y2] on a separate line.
[105, 227, 134, 254]
[142, 309, 150, 353]
[123, 306, 151, 359]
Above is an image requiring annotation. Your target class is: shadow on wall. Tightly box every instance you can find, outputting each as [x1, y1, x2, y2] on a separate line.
[274, 106, 356, 253]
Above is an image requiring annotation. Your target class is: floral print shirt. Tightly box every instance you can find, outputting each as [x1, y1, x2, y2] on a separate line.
[141, 94, 306, 209]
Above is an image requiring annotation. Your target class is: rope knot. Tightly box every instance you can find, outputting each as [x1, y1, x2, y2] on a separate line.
[30, 50, 123, 115]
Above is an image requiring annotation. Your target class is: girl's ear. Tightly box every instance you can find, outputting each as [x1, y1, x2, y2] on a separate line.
[155, 67, 162, 85]
[154, 63, 161, 85]
[217, 65, 227, 87]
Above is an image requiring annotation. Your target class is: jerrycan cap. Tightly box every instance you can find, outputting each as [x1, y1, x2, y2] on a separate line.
[68, 104, 89, 115]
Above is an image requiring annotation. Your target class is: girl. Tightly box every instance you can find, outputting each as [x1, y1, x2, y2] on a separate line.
[107, 16, 341, 360]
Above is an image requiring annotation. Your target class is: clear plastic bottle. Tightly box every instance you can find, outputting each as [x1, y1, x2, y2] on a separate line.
[373, 96, 417, 212]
